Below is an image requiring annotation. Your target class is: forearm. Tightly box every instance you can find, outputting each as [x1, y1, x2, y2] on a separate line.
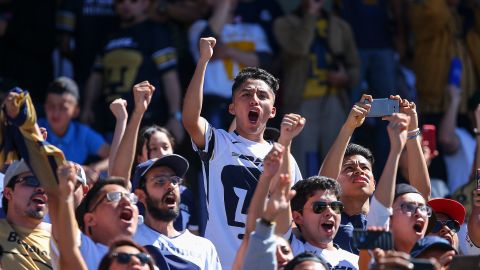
[83, 73, 102, 110]
[108, 117, 127, 175]
[90, 158, 109, 174]
[319, 125, 354, 178]
[439, 101, 460, 154]
[162, 70, 181, 115]
[246, 173, 272, 235]
[273, 144, 293, 235]
[208, 0, 230, 35]
[406, 137, 431, 199]
[110, 111, 144, 185]
[58, 198, 87, 270]
[375, 149, 401, 208]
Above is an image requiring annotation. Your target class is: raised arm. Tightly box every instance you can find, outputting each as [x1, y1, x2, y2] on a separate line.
[319, 94, 371, 178]
[80, 72, 102, 124]
[438, 85, 461, 155]
[108, 99, 128, 175]
[110, 81, 155, 186]
[162, 70, 185, 142]
[182, 37, 215, 149]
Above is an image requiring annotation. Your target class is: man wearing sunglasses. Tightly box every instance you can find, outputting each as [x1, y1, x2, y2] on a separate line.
[132, 154, 221, 269]
[426, 198, 465, 250]
[0, 159, 52, 269]
[289, 176, 359, 269]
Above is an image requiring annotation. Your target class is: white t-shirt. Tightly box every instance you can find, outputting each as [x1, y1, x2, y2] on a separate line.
[193, 124, 302, 268]
[290, 234, 359, 270]
[134, 223, 221, 269]
[444, 128, 476, 193]
[189, 20, 272, 98]
[459, 223, 480, 255]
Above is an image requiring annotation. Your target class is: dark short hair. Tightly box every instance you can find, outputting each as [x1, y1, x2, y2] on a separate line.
[47, 76, 80, 101]
[231, 67, 279, 97]
[284, 252, 329, 270]
[290, 176, 341, 212]
[98, 237, 155, 270]
[344, 143, 375, 166]
[75, 177, 127, 231]
[1, 175, 18, 215]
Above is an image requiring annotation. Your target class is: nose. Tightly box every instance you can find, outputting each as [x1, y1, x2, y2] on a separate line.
[249, 94, 259, 105]
[440, 225, 453, 235]
[35, 186, 45, 193]
[129, 254, 141, 266]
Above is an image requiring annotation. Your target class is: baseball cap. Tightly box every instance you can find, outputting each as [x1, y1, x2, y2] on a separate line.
[47, 76, 80, 101]
[394, 183, 422, 200]
[427, 198, 466, 225]
[3, 159, 31, 189]
[410, 236, 457, 258]
[131, 154, 189, 190]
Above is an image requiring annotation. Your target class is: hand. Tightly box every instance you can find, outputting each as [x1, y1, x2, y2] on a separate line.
[199, 37, 216, 61]
[165, 118, 185, 142]
[371, 249, 414, 270]
[56, 162, 77, 200]
[2, 92, 20, 118]
[391, 95, 418, 131]
[262, 143, 285, 178]
[109, 98, 128, 121]
[383, 113, 410, 153]
[82, 165, 99, 185]
[328, 67, 349, 88]
[39, 127, 48, 140]
[132, 81, 155, 114]
[278, 113, 306, 144]
[263, 173, 296, 222]
[344, 94, 372, 130]
[437, 250, 455, 267]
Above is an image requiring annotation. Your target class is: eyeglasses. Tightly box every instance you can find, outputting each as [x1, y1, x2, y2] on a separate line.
[89, 191, 138, 212]
[15, 176, 40, 188]
[431, 220, 460, 233]
[301, 201, 344, 214]
[396, 203, 432, 217]
[111, 252, 151, 266]
[147, 175, 182, 186]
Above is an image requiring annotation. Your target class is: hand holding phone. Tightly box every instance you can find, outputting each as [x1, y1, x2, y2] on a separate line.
[352, 229, 394, 250]
[365, 99, 399, 118]
[421, 124, 437, 155]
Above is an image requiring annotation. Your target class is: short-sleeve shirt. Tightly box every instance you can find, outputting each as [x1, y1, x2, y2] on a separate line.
[333, 212, 367, 254]
[193, 122, 302, 268]
[38, 118, 106, 164]
[173, 185, 199, 232]
[0, 220, 51, 269]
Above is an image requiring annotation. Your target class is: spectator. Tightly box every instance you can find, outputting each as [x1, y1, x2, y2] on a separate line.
[182, 37, 302, 268]
[426, 198, 465, 250]
[290, 176, 359, 269]
[0, 160, 51, 269]
[274, 0, 360, 175]
[284, 252, 329, 270]
[98, 238, 156, 270]
[81, 0, 184, 141]
[410, 236, 457, 269]
[38, 77, 110, 182]
[132, 154, 221, 269]
[188, 0, 273, 129]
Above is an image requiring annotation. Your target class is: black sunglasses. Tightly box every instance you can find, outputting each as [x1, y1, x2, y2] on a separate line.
[111, 252, 151, 266]
[14, 176, 40, 188]
[309, 201, 344, 214]
[431, 220, 460, 234]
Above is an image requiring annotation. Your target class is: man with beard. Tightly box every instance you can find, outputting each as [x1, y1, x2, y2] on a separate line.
[133, 154, 222, 269]
[0, 159, 52, 269]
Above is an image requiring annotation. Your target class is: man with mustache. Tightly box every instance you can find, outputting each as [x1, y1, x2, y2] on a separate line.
[0, 159, 52, 269]
[133, 154, 222, 269]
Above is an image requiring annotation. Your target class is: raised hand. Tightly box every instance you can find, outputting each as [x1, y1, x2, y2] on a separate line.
[56, 162, 77, 200]
[110, 98, 128, 121]
[345, 94, 372, 130]
[199, 37, 216, 61]
[383, 113, 410, 153]
[390, 95, 418, 131]
[132, 81, 155, 114]
[278, 113, 306, 145]
[262, 142, 285, 178]
[262, 173, 296, 222]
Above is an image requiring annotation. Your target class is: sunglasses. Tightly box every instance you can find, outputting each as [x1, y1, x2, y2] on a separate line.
[397, 203, 432, 217]
[431, 220, 460, 233]
[89, 191, 138, 212]
[147, 175, 182, 186]
[306, 201, 344, 214]
[111, 252, 151, 266]
[15, 176, 40, 187]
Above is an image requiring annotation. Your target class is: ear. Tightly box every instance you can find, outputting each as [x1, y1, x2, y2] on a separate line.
[84, 213, 96, 231]
[135, 189, 147, 205]
[292, 210, 304, 227]
[3, 187, 13, 201]
[228, 103, 235, 116]
[269, 106, 276, 119]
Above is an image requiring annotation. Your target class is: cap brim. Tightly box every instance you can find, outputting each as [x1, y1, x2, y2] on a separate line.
[141, 154, 189, 179]
[428, 198, 466, 225]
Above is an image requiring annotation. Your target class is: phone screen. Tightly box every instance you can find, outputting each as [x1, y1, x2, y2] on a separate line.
[365, 99, 399, 117]
[352, 230, 393, 250]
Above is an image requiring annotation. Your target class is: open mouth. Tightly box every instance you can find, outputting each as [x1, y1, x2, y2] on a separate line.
[31, 194, 47, 205]
[413, 220, 425, 233]
[321, 221, 334, 232]
[120, 208, 133, 221]
[163, 192, 177, 206]
[248, 110, 259, 124]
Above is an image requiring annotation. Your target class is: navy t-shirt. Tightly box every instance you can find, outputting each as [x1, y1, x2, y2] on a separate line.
[333, 211, 367, 254]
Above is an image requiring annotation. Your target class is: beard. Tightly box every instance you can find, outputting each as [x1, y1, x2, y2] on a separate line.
[144, 194, 179, 222]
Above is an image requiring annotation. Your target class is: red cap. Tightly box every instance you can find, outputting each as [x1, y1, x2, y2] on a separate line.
[428, 198, 466, 225]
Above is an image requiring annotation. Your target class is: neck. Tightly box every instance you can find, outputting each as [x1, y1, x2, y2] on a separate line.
[341, 195, 370, 216]
[306, 238, 336, 251]
[6, 215, 42, 230]
[235, 128, 267, 143]
[121, 16, 146, 28]
[145, 214, 179, 237]
[53, 125, 69, 137]
[395, 239, 414, 253]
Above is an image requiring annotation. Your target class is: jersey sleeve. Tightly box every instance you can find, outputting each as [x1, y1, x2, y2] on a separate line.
[150, 23, 177, 74]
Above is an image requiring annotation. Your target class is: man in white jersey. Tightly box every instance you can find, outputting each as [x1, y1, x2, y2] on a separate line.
[132, 154, 221, 269]
[289, 176, 359, 269]
[182, 37, 302, 268]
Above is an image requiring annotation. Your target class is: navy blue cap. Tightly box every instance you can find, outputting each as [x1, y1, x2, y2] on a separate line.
[394, 183, 422, 200]
[410, 236, 456, 258]
[131, 154, 189, 190]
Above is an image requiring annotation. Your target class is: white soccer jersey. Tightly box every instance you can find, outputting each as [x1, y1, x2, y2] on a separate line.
[134, 224, 222, 270]
[189, 20, 272, 99]
[194, 124, 303, 268]
[290, 234, 359, 270]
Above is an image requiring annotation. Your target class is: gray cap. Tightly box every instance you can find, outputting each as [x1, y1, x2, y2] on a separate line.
[4, 159, 31, 188]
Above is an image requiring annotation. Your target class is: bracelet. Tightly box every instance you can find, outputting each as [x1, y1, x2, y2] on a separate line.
[407, 129, 421, 140]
